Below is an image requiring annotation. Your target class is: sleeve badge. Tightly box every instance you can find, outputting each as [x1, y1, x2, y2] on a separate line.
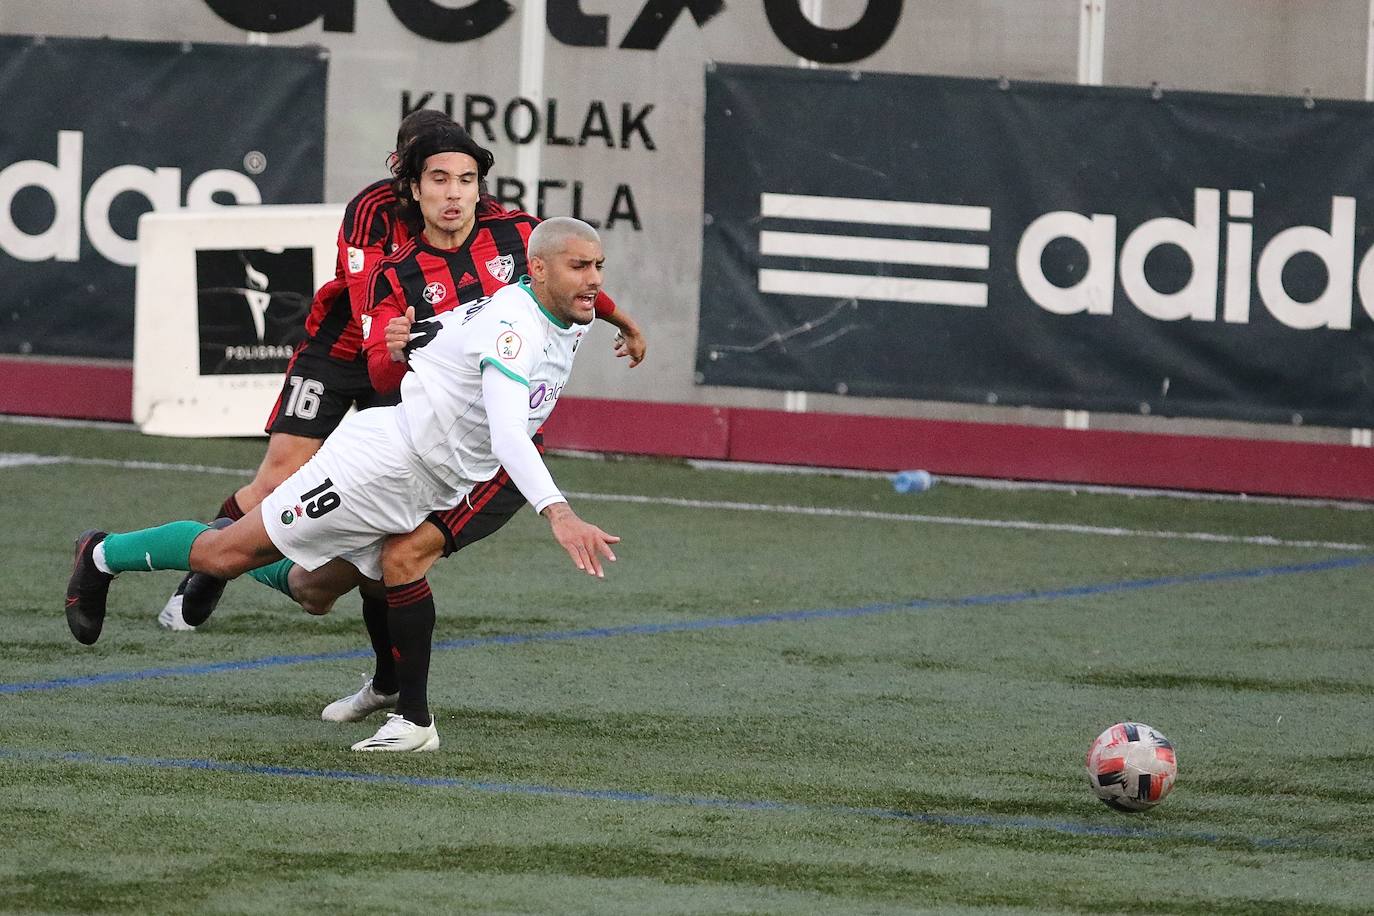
[497, 330, 522, 359]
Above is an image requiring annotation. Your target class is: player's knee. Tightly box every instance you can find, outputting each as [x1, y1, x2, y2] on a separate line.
[286, 572, 331, 614]
[296, 592, 336, 616]
[237, 479, 275, 510]
[248, 463, 295, 501]
[251, 436, 321, 498]
[284, 569, 326, 614]
[381, 536, 440, 585]
[285, 559, 357, 615]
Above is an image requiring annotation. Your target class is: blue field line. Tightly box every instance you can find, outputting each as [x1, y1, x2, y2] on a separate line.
[6, 552, 1373, 697]
[0, 746, 1319, 851]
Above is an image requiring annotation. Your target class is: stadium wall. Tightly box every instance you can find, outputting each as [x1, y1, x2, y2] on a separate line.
[4, 1, 1374, 497]
[8, 362, 1374, 502]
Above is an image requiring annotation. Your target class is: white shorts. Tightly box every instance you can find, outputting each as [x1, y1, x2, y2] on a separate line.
[260, 407, 451, 581]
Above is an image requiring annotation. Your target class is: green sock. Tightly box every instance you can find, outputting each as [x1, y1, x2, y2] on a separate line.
[101, 521, 210, 573]
[247, 558, 295, 599]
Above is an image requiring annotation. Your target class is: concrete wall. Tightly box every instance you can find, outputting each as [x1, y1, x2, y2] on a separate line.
[4, 0, 1371, 446]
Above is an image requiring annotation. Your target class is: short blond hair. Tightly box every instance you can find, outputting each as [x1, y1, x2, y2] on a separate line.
[528, 216, 600, 261]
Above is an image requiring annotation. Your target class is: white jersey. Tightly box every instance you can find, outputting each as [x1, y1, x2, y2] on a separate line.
[260, 278, 585, 580]
[397, 278, 585, 495]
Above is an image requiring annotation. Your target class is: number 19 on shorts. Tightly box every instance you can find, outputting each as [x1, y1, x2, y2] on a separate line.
[300, 477, 340, 518]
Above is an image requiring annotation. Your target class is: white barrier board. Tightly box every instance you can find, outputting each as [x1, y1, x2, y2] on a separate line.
[133, 205, 343, 437]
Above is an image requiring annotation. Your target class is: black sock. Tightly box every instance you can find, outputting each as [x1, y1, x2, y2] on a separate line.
[362, 596, 398, 696]
[386, 578, 434, 726]
[217, 493, 244, 522]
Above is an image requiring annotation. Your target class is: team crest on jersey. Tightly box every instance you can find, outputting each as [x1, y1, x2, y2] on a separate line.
[497, 330, 522, 359]
[347, 246, 365, 274]
[280, 508, 296, 526]
[422, 281, 447, 305]
[486, 254, 515, 283]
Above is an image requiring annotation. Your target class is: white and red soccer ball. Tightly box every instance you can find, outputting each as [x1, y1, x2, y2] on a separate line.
[1086, 722, 1177, 811]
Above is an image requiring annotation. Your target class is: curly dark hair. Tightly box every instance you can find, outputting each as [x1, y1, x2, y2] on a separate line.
[387, 108, 454, 174]
[390, 121, 496, 235]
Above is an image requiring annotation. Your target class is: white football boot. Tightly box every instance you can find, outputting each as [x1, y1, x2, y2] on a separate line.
[321, 677, 399, 723]
[350, 713, 440, 752]
[157, 577, 197, 631]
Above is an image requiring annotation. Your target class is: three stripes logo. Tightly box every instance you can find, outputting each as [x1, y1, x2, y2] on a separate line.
[756, 192, 991, 308]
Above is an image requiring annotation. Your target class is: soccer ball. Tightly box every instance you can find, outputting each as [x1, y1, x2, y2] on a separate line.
[1085, 722, 1177, 811]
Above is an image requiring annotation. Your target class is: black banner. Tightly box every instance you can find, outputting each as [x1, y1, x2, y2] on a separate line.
[699, 64, 1374, 428]
[196, 248, 313, 375]
[0, 36, 326, 360]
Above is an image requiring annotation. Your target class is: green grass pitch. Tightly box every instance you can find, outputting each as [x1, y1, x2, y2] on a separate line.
[1, 418, 1371, 914]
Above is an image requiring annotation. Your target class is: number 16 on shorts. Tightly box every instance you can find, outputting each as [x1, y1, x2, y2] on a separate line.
[284, 375, 324, 420]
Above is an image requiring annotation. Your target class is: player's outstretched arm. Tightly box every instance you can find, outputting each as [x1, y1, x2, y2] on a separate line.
[608, 311, 647, 368]
[590, 290, 647, 367]
[482, 364, 621, 577]
[542, 503, 619, 578]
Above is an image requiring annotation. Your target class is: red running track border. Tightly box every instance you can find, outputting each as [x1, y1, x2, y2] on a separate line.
[544, 399, 1374, 502]
[5, 358, 1373, 501]
[1, 356, 133, 424]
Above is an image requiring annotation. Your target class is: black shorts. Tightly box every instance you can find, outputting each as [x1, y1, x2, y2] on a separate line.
[424, 433, 545, 557]
[264, 346, 400, 439]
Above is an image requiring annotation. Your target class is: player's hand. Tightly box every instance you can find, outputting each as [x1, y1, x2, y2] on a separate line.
[613, 325, 646, 368]
[386, 307, 415, 363]
[544, 503, 620, 578]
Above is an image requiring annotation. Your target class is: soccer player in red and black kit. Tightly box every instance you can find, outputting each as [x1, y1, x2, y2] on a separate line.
[161, 112, 646, 631]
[170, 119, 639, 747]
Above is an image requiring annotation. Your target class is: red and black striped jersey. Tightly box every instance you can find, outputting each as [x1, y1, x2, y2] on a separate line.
[300, 179, 410, 363]
[300, 187, 517, 363]
[381, 209, 542, 320]
[362, 209, 542, 391]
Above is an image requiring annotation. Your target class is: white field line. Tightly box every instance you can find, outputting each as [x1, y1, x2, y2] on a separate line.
[0, 453, 253, 476]
[10, 415, 1374, 512]
[0, 414, 133, 431]
[560, 491, 1368, 552]
[685, 459, 1374, 512]
[2, 452, 1364, 553]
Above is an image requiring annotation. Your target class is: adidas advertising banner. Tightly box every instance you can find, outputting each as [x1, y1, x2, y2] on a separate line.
[698, 64, 1374, 428]
[0, 35, 326, 361]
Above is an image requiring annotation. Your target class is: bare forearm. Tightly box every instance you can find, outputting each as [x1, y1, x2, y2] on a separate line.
[600, 309, 640, 336]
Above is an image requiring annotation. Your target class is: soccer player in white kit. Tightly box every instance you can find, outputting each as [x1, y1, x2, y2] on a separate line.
[65, 217, 620, 752]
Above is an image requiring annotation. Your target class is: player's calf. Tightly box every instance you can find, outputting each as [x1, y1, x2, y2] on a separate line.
[67, 512, 284, 642]
[185, 510, 282, 579]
